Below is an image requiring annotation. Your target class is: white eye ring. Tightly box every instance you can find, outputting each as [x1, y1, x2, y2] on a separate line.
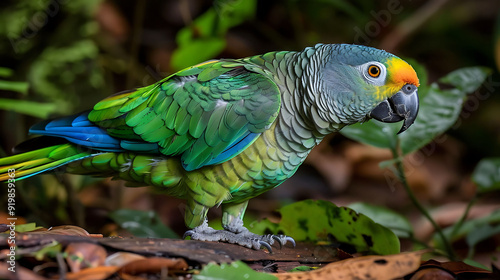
[357, 62, 387, 86]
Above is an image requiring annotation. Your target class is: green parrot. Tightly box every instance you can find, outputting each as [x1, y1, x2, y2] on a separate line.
[0, 44, 419, 250]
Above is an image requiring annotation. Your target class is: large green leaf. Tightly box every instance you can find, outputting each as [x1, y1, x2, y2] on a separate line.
[194, 261, 277, 280]
[339, 120, 401, 150]
[0, 67, 14, 78]
[250, 200, 400, 255]
[11, 222, 43, 233]
[439, 67, 491, 93]
[33, 241, 62, 261]
[109, 209, 179, 239]
[0, 80, 29, 94]
[171, 37, 226, 71]
[465, 223, 500, 256]
[0, 98, 58, 118]
[171, 0, 256, 71]
[472, 158, 500, 193]
[347, 202, 413, 238]
[0, 67, 29, 94]
[433, 209, 500, 255]
[341, 66, 491, 155]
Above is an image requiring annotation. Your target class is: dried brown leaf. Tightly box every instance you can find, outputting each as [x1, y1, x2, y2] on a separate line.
[65, 266, 120, 280]
[105, 252, 146, 267]
[415, 259, 494, 277]
[0, 262, 48, 280]
[31, 225, 91, 236]
[118, 272, 149, 280]
[276, 250, 427, 280]
[409, 268, 455, 280]
[65, 242, 107, 272]
[118, 257, 188, 275]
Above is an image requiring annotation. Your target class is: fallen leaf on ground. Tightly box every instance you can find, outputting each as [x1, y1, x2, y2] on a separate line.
[407, 259, 496, 279]
[409, 268, 455, 280]
[31, 225, 94, 236]
[0, 262, 48, 280]
[65, 242, 107, 272]
[105, 251, 146, 267]
[118, 257, 188, 275]
[65, 266, 120, 280]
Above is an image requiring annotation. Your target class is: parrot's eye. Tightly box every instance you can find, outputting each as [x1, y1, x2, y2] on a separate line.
[368, 65, 381, 77]
[357, 61, 387, 86]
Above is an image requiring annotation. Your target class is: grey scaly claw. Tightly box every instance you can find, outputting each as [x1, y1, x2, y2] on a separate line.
[272, 235, 283, 249]
[285, 236, 296, 247]
[259, 240, 273, 253]
[183, 230, 195, 239]
[271, 235, 295, 248]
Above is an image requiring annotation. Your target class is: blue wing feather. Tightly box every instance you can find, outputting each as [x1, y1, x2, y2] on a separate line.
[202, 132, 260, 167]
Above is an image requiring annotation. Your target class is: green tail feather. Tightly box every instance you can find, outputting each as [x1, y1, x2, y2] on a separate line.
[0, 144, 91, 181]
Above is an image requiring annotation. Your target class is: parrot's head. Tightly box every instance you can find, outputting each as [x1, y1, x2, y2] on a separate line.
[315, 44, 419, 134]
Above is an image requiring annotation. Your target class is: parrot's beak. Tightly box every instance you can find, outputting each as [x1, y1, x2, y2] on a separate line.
[369, 84, 419, 134]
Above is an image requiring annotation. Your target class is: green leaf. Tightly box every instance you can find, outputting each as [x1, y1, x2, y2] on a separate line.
[194, 261, 277, 280]
[439, 67, 491, 93]
[248, 217, 279, 235]
[0, 98, 59, 118]
[339, 120, 400, 150]
[341, 66, 491, 155]
[109, 209, 179, 239]
[347, 202, 413, 238]
[214, 0, 257, 30]
[288, 266, 315, 272]
[33, 241, 62, 261]
[433, 209, 500, 255]
[463, 258, 491, 271]
[0, 80, 29, 94]
[465, 223, 500, 252]
[472, 158, 500, 193]
[0, 67, 14, 78]
[171, 38, 226, 71]
[171, 0, 256, 71]
[251, 200, 400, 255]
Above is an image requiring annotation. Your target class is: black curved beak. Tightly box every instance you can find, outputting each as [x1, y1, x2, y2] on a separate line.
[369, 84, 419, 134]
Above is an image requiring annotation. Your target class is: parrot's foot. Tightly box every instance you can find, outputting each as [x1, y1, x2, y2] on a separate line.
[183, 220, 295, 253]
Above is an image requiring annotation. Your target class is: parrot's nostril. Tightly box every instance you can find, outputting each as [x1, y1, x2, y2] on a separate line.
[403, 84, 416, 95]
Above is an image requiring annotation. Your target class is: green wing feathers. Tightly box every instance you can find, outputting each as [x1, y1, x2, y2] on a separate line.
[89, 60, 282, 171]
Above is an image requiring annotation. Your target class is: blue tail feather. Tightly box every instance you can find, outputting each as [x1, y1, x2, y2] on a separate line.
[29, 111, 159, 153]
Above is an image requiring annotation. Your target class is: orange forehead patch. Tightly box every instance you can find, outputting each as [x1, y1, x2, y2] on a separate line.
[386, 57, 420, 87]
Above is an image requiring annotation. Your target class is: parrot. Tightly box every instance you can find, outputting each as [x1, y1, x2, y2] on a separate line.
[0, 44, 419, 251]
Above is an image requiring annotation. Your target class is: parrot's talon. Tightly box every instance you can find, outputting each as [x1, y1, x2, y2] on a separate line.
[272, 235, 283, 249]
[285, 236, 296, 247]
[182, 230, 195, 239]
[259, 241, 273, 253]
[271, 234, 295, 248]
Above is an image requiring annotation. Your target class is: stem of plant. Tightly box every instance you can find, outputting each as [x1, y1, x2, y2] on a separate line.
[450, 195, 477, 238]
[390, 142, 458, 261]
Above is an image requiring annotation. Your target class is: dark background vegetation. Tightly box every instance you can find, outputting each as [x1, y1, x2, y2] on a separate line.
[1, 0, 499, 266]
